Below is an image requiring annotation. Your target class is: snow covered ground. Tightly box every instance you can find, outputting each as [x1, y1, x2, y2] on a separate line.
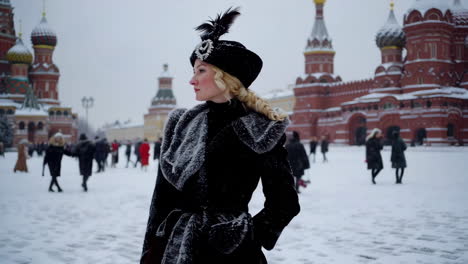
[0, 146, 467, 264]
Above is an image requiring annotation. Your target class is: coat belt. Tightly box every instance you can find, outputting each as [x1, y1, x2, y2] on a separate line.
[156, 208, 252, 264]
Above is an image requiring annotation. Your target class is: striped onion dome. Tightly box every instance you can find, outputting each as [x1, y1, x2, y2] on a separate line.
[6, 36, 33, 64]
[31, 16, 57, 47]
[376, 5, 405, 48]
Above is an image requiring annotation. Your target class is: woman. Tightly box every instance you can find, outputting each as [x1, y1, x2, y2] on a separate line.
[309, 136, 317, 163]
[14, 139, 29, 173]
[320, 135, 329, 162]
[141, 8, 299, 264]
[366, 128, 383, 184]
[286, 131, 310, 193]
[391, 130, 407, 184]
[42, 132, 71, 192]
[139, 138, 150, 171]
[73, 134, 96, 192]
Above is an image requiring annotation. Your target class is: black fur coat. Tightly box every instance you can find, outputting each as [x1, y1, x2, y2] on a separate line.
[141, 100, 300, 264]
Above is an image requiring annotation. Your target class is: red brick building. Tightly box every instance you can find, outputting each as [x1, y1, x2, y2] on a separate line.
[290, 0, 468, 146]
[0, 1, 78, 146]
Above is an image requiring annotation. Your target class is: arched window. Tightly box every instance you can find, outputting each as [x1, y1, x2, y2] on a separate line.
[49, 111, 54, 116]
[63, 111, 69, 116]
[37, 122, 44, 130]
[19, 121, 25, 130]
[6, 109, 13, 115]
[56, 111, 62, 116]
[426, 100, 432, 108]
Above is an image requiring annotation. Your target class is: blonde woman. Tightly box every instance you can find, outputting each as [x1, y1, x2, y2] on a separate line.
[43, 132, 72, 192]
[141, 8, 299, 264]
[366, 128, 384, 184]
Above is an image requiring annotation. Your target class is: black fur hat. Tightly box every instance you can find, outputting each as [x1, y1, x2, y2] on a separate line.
[190, 7, 263, 89]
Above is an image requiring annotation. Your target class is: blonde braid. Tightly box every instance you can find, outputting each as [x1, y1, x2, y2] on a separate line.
[211, 66, 287, 121]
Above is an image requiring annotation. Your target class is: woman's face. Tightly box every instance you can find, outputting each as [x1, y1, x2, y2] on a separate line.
[189, 59, 229, 103]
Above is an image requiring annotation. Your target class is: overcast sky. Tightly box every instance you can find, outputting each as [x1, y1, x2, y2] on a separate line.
[12, 0, 467, 128]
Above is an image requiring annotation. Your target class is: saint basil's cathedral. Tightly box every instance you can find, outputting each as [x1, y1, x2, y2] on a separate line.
[290, 0, 468, 145]
[0, 0, 77, 147]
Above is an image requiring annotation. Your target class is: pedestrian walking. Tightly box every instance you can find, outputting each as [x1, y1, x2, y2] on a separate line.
[13, 139, 29, 173]
[125, 141, 132, 168]
[134, 140, 141, 168]
[139, 138, 150, 171]
[320, 135, 329, 162]
[153, 137, 162, 160]
[0, 141, 4, 157]
[73, 134, 96, 192]
[94, 137, 107, 172]
[309, 136, 318, 163]
[391, 130, 407, 184]
[42, 132, 71, 192]
[366, 128, 383, 184]
[111, 140, 120, 168]
[141, 8, 299, 264]
[286, 131, 310, 193]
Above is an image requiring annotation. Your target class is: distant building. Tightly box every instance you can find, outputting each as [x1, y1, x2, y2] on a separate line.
[290, 0, 468, 146]
[143, 64, 176, 142]
[0, 1, 78, 146]
[262, 85, 295, 115]
[104, 120, 144, 142]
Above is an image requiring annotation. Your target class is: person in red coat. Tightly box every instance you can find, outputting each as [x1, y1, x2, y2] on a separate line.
[139, 138, 150, 171]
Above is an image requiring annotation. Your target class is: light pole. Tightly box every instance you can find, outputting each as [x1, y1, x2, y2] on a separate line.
[81, 96, 94, 135]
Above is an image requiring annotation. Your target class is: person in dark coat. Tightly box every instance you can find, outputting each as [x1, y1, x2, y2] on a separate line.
[320, 135, 329, 162]
[94, 137, 108, 172]
[125, 141, 132, 168]
[111, 140, 120, 168]
[309, 136, 318, 163]
[141, 8, 300, 264]
[153, 137, 162, 160]
[366, 128, 383, 184]
[286, 131, 310, 193]
[391, 130, 407, 184]
[42, 133, 72, 192]
[73, 133, 96, 192]
[134, 140, 142, 168]
[0, 141, 4, 157]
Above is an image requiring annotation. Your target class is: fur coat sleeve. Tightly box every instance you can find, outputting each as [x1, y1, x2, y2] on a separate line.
[252, 135, 300, 250]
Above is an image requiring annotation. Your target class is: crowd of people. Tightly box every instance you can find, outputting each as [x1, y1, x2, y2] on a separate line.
[9, 133, 162, 192]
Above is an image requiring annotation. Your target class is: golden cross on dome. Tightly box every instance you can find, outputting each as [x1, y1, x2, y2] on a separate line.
[42, 0, 46, 17]
[18, 19, 22, 38]
[390, 0, 395, 11]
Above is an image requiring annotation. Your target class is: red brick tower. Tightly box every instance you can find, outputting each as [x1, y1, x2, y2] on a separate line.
[0, 0, 15, 75]
[373, 2, 405, 94]
[29, 11, 59, 105]
[304, 0, 335, 76]
[401, 1, 455, 92]
[451, 0, 468, 89]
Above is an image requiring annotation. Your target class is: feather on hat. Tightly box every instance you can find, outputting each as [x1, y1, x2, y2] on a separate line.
[190, 7, 263, 89]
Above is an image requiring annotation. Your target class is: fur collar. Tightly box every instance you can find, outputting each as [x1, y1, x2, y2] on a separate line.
[160, 102, 289, 191]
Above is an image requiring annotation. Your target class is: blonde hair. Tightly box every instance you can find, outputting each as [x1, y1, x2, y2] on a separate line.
[366, 128, 381, 141]
[49, 134, 65, 146]
[211, 66, 287, 121]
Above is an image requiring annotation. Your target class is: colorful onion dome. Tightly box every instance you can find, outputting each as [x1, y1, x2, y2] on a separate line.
[31, 16, 57, 47]
[6, 36, 33, 64]
[376, 3, 405, 48]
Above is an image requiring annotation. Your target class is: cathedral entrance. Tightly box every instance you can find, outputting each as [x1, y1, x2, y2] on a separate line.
[415, 128, 427, 145]
[349, 115, 366, 145]
[27, 122, 36, 143]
